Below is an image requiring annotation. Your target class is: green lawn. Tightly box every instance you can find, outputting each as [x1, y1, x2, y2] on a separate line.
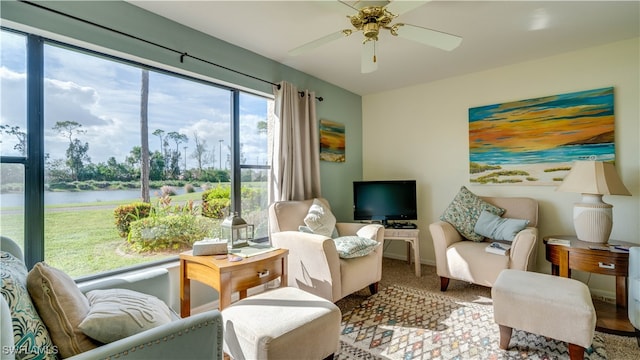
[1, 191, 209, 277]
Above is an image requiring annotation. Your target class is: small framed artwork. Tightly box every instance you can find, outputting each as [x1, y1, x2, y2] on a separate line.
[468, 87, 615, 185]
[320, 119, 345, 162]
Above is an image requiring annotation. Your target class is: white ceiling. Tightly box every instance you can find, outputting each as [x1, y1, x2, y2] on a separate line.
[128, 1, 639, 96]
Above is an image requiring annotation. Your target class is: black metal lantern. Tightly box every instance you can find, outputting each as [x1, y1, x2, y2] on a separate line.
[221, 212, 254, 250]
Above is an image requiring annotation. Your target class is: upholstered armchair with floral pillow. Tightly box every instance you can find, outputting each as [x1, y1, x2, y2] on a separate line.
[1, 236, 223, 360]
[429, 187, 539, 291]
[268, 198, 385, 302]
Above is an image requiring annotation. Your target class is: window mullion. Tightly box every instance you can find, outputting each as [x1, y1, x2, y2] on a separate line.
[231, 90, 241, 214]
[25, 34, 45, 269]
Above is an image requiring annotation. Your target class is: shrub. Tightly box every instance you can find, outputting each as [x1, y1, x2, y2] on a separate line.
[161, 185, 176, 196]
[127, 214, 219, 252]
[77, 182, 94, 190]
[113, 202, 152, 238]
[201, 185, 231, 219]
[184, 183, 195, 193]
[49, 182, 78, 191]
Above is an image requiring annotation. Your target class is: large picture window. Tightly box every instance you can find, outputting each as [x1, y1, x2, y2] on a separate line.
[1, 28, 272, 278]
[1, 30, 27, 250]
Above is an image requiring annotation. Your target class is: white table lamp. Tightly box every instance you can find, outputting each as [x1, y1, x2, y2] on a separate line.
[556, 161, 631, 243]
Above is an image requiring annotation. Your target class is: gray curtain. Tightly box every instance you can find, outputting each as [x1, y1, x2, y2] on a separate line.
[270, 81, 321, 202]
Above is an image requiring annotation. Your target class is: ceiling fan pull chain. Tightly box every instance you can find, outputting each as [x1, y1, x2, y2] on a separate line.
[373, 41, 377, 63]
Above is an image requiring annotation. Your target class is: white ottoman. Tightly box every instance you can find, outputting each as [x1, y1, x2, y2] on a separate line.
[492, 269, 596, 360]
[221, 287, 341, 360]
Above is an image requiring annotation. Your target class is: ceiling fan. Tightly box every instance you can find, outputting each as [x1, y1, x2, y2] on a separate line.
[288, 0, 462, 73]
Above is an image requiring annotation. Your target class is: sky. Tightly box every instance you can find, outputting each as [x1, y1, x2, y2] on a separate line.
[1, 29, 271, 169]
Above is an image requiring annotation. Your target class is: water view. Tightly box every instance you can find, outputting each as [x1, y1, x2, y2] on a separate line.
[0, 188, 199, 207]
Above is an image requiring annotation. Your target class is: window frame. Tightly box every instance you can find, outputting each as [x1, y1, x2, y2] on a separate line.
[1, 26, 273, 276]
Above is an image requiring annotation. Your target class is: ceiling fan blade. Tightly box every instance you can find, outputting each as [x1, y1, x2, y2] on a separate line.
[386, 0, 431, 16]
[361, 41, 378, 74]
[394, 23, 462, 51]
[288, 29, 353, 56]
[332, 1, 360, 16]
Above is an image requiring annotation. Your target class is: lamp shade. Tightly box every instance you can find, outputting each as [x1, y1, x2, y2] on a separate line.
[557, 161, 630, 243]
[556, 161, 631, 196]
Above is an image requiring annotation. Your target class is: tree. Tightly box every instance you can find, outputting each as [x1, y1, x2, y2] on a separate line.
[152, 128, 168, 178]
[126, 146, 142, 169]
[191, 130, 211, 177]
[152, 129, 165, 153]
[46, 158, 70, 182]
[53, 121, 86, 145]
[0, 124, 26, 155]
[53, 121, 87, 181]
[149, 150, 164, 181]
[66, 139, 90, 181]
[167, 131, 188, 177]
[140, 70, 150, 202]
[257, 120, 267, 135]
[167, 131, 188, 154]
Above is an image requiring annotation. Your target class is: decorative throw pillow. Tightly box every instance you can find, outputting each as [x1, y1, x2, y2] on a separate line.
[0, 252, 57, 360]
[356, 224, 382, 240]
[333, 236, 380, 259]
[303, 198, 337, 238]
[27, 263, 99, 358]
[79, 288, 173, 344]
[440, 186, 505, 242]
[474, 210, 529, 241]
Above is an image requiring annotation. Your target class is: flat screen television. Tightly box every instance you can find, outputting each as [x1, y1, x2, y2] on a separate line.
[353, 180, 417, 225]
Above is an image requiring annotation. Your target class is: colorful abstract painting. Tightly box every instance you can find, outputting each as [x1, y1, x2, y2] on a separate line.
[320, 119, 345, 162]
[468, 87, 615, 185]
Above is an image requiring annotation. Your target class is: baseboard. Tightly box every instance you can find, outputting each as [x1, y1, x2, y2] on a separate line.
[590, 288, 617, 304]
[382, 253, 617, 304]
[382, 253, 434, 266]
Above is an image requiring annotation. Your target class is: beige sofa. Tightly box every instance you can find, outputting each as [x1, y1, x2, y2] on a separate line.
[429, 196, 539, 291]
[268, 198, 385, 302]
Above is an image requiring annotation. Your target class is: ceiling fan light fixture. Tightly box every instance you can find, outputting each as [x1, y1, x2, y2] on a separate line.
[363, 22, 380, 40]
[288, 1, 462, 73]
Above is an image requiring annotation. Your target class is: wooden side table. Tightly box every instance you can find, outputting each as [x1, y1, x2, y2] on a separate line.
[544, 235, 635, 336]
[383, 228, 421, 277]
[180, 248, 288, 317]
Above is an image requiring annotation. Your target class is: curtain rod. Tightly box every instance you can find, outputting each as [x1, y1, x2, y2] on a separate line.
[20, 0, 322, 101]
[299, 91, 324, 102]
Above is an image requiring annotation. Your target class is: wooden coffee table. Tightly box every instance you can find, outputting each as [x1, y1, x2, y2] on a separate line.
[180, 248, 288, 317]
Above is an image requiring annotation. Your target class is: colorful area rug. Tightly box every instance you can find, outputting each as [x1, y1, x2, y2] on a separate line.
[336, 285, 606, 360]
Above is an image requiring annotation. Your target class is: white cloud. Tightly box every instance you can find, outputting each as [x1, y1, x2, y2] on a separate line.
[2, 41, 271, 168]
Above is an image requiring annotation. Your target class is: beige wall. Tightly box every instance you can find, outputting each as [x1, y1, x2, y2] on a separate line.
[362, 38, 639, 299]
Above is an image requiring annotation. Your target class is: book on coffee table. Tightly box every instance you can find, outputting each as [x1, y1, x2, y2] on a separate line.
[228, 242, 279, 258]
[547, 238, 571, 247]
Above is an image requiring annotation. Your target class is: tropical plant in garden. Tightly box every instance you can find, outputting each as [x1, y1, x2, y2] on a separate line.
[201, 185, 231, 219]
[113, 202, 153, 238]
[126, 195, 220, 252]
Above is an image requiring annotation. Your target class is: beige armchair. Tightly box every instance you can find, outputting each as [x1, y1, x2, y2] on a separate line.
[429, 196, 538, 291]
[268, 198, 385, 302]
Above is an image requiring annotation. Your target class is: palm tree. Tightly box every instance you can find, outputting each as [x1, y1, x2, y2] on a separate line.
[140, 69, 150, 202]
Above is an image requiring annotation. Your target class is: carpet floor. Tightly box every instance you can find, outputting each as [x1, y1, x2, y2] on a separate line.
[335, 258, 640, 360]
